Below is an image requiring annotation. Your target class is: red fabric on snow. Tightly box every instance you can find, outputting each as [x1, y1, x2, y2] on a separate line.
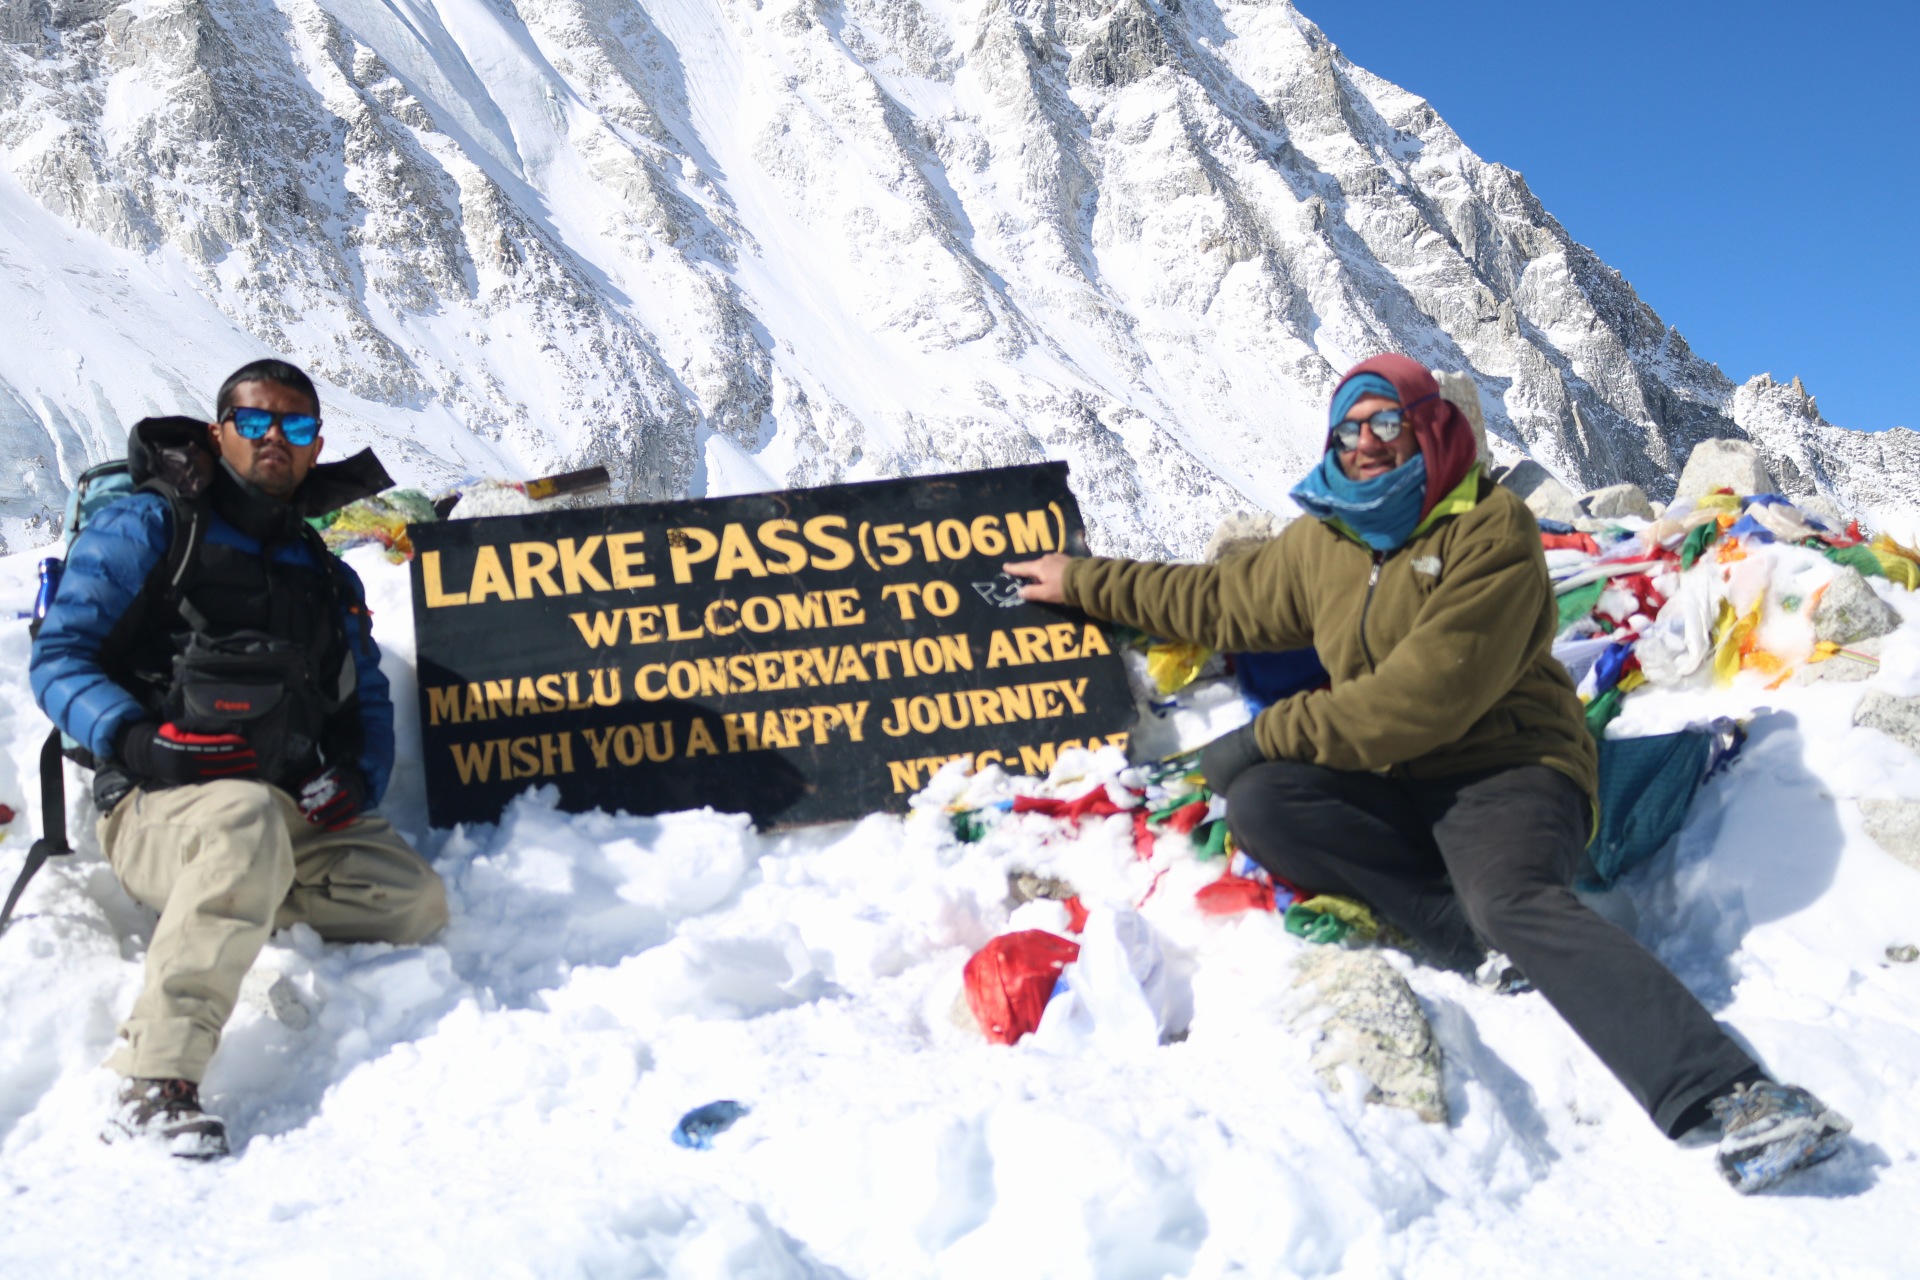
[1131, 809, 1156, 860]
[963, 931, 1081, 1045]
[1012, 788, 1128, 821]
[1194, 873, 1277, 917]
[1162, 799, 1210, 835]
[1598, 573, 1667, 628]
[1541, 531, 1601, 554]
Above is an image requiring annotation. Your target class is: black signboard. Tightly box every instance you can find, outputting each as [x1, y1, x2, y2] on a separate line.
[408, 463, 1136, 828]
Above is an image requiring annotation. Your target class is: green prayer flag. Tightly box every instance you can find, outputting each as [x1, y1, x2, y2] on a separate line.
[1555, 579, 1606, 630]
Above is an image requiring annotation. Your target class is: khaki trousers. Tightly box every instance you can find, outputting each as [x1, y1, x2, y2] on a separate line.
[99, 779, 449, 1082]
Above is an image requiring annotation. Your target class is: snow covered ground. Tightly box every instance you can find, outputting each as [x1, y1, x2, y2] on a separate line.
[2, 541, 1918, 1279]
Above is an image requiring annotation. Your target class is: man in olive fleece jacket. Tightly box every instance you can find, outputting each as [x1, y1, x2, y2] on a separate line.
[1007, 355, 1851, 1186]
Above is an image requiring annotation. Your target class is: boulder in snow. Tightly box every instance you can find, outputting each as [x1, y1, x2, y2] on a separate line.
[1493, 459, 1552, 500]
[1582, 483, 1655, 521]
[1291, 949, 1446, 1124]
[1433, 370, 1491, 466]
[1674, 438, 1775, 501]
[1203, 511, 1287, 563]
[1525, 478, 1582, 524]
[1800, 494, 1849, 532]
[1860, 799, 1920, 875]
[1813, 567, 1901, 646]
[1495, 458, 1583, 523]
[1855, 691, 1920, 757]
[1794, 637, 1882, 685]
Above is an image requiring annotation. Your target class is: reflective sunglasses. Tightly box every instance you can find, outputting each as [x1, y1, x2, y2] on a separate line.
[1330, 408, 1405, 451]
[226, 406, 321, 447]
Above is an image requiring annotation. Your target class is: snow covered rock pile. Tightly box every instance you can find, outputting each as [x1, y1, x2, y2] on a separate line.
[1291, 949, 1446, 1125]
[1529, 440, 1919, 731]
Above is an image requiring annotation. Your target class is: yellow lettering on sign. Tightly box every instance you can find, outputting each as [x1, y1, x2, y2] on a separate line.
[1007, 509, 1053, 554]
[758, 520, 808, 573]
[627, 606, 662, 644]
[422, 551, 468, 608]
[667, 527, 719, 584]
[512, 542, 561, 599]
[779, 592, 828, 630]
[581, 726, 614, 768]
[468, 546, 515, 604]
[986, 630, 1020, 668]
[571, 611, 623, 648]
[451, 740, 495, 783]
[803, 516, 854, 570]
[558, 537, 611, 593]
[723, 712, 761, 753]
[428, 686, 460, 726]
[714, 524, 768, 580]
[1045, 622, 1080, 662]
[705, 599, 741, 636]
[606, 532, 655, 590]
[964, 688, 1003, 726]
[663, 603, 705, 641]
[825, 587, 864, 625]
[1019, 742, 1059, 775]
[1014, 627, 1050, 665]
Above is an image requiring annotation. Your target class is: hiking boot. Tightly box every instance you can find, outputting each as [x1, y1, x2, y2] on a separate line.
[104, 1078, 229, 1160]
[1709, 1081, 1850, 1194]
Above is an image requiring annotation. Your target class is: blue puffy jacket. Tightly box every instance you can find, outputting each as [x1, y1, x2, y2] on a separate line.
[29, 492, 396, 805]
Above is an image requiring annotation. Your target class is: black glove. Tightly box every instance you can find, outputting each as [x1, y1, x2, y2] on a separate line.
[1199, 723, 1266, 797]
[119, 719, 259, 787]
[296, 765, 367, 830]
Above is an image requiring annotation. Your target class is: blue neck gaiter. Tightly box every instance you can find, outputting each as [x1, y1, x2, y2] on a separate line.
[1290, 452, 1429, 552]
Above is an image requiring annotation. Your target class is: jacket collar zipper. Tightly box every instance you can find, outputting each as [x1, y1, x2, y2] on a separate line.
[1359, 550, 1384, 672]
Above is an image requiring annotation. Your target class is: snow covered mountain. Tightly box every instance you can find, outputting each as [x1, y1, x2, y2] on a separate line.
[2, 0, 1914, 556]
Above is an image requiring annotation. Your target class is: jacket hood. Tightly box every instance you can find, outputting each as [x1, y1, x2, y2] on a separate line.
[1329, 355, 1479, 521]
[126, 416, 391, 522]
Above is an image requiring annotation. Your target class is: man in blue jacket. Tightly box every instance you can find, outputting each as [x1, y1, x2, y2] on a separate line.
[30, 359, 447, 1159]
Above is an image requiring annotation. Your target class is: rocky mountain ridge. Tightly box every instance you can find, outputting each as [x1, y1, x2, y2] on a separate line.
[1, 0, 1911, 556]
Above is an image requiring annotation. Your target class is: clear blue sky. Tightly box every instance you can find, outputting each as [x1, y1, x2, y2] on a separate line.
[1315, 1, 1918, 432]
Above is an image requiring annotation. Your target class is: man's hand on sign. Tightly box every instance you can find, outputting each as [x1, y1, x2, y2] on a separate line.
[1004, 552, 1073, 604]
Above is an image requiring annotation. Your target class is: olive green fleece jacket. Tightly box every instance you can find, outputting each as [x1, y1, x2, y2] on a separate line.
[1063, 473, 1599, 807]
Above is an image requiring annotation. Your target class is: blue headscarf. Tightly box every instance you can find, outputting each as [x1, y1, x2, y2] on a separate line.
[1291, 452, 1429, 552]
[1327, 373, 1400, 429]
[1294, 371, 1426, 551]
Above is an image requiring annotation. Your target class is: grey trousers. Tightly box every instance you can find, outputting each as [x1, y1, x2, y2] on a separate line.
[1225, 760, 1760, 1136]
[100, 779, 449, 1082]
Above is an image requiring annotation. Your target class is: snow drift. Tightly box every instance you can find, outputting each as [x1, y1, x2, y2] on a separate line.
[3, 510, 1920, 1273]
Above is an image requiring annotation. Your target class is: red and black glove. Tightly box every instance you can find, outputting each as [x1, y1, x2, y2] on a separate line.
[296, 766, 367, 830]
[118, 720, 259, 787]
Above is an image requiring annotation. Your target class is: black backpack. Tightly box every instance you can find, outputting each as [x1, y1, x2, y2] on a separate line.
[2, 417, 391, 933]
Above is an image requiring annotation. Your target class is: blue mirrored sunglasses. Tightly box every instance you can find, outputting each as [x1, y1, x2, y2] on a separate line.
[1330, 408, 1404, 451]
[227, 406, 320, 447]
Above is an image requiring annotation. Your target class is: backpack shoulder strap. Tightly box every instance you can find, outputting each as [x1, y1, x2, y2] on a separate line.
[97, 481, 207, 661]
[0, 728, 75, 934]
